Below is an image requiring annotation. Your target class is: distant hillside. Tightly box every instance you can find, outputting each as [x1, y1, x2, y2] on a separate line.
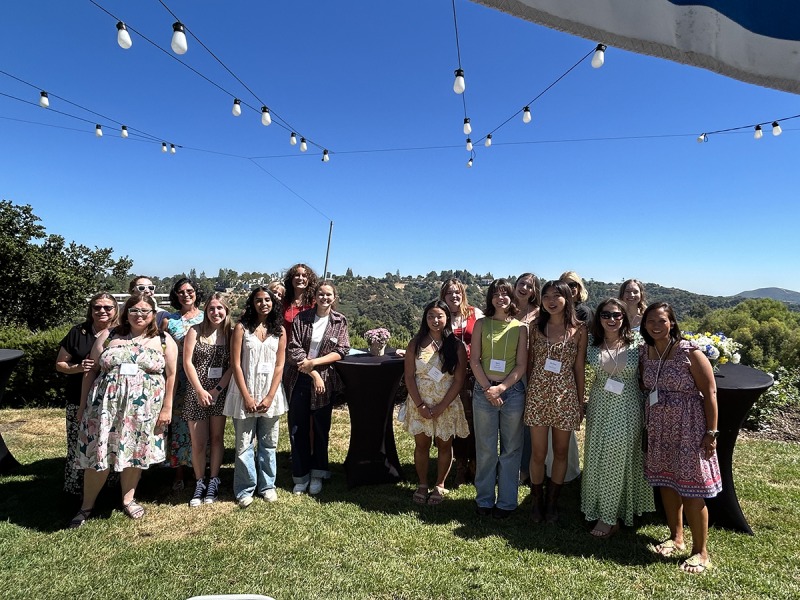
[736, 287, 800, 303]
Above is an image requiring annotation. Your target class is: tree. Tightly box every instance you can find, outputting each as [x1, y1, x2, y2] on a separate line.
[0, 200, 132, 330]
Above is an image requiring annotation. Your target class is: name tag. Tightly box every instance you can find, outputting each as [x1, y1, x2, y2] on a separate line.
[489, 359, 506, 372]
[428, 366, 444, 382]
[208, 367, 223, 379]
[257, 363, 270, 375]
[544, 358, 562, 374]
[119, 363, 138, 376]
[649, 390, 659, 406]
[604, 378, 624, 395]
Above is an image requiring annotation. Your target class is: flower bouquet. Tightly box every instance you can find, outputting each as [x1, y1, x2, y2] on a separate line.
[682, 331, 742, 372]
[365, 328, 391, 356]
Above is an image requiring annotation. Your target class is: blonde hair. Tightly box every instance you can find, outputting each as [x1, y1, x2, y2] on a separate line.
[198, 293, 233, 349]
[559, 271, 588, 303]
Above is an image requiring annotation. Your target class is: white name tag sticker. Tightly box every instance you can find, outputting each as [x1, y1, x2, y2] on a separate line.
[489, 359, 506, 372]
[604, 378, 624, 395]
[544, 358, 562, 374]
[428, 366, 444, 382]
[119, 363, 138, 376]
[208, 367, 223, 379]
[649, 390, 659, 406]
[257, 363, 270, 375]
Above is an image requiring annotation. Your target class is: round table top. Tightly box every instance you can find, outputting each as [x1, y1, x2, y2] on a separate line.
[715, 362, 773, 392]
[338, 349, 404, 366]
[0, 349, 24, 362]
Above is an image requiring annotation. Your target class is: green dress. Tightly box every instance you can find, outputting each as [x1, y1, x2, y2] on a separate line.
[581, 339, 654, 526]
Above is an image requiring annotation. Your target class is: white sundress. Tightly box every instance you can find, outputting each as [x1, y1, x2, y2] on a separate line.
[223, 329, 288, 419]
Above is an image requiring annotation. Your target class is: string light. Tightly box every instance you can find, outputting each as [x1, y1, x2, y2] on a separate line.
[232, 98, 242, 117]
[170, 143, 176, 154]
[116, 22, 132, 49]
[171, 22, 188, 55]
[463, 118, 472, 135]
[289, 132, 297, 145]
[453, 68, 465, 94]
[261, 106, 272, 126]
[484, 134, 492, 147]
[121, 125, 128, 138]
[522, 106, 532, 124]
[696, 133, 707, 143]
[754, 125, 763, 139]
[772, 121, 782, 136]
[300, 137, 308, 152]
[467, 156, 473, 168]
[39, 91, 49, 108]
[162, 142, 168, 152]
[591, 44, 606, 68]
[466, 138, 473, 151]
[95, 124, 103, 137]
[322, 149, 330, 162]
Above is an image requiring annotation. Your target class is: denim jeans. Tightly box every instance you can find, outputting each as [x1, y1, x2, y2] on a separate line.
[288, 375, 334, 484]
[472, 380, 525, 511]
[232, 414, 280, 500]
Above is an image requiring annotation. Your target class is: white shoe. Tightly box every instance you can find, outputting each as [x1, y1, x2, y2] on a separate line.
[261, 488, 278, 502]
[309, 477, 323, 495]
[293, 482, 309, 495]
[237, 495, 253, 509]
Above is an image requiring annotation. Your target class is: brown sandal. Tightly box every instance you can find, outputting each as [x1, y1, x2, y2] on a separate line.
[427, 486, 446, 506]
[412, 486, 429, 505]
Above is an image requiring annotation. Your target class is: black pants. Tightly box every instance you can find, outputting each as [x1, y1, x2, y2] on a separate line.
[288, 374, 334, 482]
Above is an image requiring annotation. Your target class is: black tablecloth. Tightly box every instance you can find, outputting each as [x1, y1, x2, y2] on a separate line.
[0, 349, 24, 474]
[336, 351, 406, 487]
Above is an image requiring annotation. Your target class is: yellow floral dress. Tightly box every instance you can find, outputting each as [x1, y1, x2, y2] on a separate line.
[403, 347, 469, 440]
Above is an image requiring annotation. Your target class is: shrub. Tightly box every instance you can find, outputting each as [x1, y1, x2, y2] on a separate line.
[0, 324, 71, 407]
[745, 366, 800, 429]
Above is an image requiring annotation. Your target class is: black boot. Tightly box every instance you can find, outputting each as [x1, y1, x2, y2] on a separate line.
[544, 482, 562, 523]
[530, 483, 545, 523]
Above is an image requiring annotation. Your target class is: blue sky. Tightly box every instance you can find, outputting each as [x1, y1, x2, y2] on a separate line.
[1, 1, 798, 297]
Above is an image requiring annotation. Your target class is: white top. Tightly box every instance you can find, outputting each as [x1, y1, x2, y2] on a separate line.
[223, 328, 287, 419]
[308, 314, 329, 359]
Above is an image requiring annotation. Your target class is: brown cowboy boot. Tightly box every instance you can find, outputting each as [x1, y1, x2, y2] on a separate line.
[544, 482, 563, 523]
[530, 483, 545, 523]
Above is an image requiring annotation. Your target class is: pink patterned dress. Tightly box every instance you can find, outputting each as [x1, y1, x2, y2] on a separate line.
[640, 340, 722, 498]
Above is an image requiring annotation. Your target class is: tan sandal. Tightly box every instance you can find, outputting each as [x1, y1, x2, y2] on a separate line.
[680, 553, 712, 574]
[427, 486, 446, 506]
[652, 539, 686, 557]
[412, 486, 428, 505]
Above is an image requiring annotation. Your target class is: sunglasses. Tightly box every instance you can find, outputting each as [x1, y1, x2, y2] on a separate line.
[129, 308, 153, 316]
[136, 284, 156, 292]
[92, 305, 115, 312]
[177, 289, 195, 296]
[567, 282, 579, 290]
[600, 311, 624, 320]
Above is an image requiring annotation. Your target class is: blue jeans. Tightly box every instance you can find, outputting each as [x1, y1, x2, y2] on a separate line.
[472, 380, 525, 511]
[232, 415, 280, 500]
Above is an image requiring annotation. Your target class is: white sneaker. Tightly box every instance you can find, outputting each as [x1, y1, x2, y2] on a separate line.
[293, 482, 309, 495]
[237, 495, 253, 509]
[309, 477, 323, 495]
[261, 488, 278, 502]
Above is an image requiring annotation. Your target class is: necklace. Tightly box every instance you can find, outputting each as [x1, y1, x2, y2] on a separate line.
[427, 336, 441, 351]
[603, 337, 623, 376]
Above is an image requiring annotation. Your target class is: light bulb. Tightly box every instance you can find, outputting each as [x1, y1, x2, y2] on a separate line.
[696, 133, 707, 143]
[453, 68, 465, 94]
[162, 142, 167, 153]
[485, 134, 492, 148]
[522, 106, 531, 124]
[261, 106, 272, 126]
[95, 124, 103, 137]
[466, 138, 473, 151]
[232, 99, 241, 117]
[591, 44, 606, 68]
[290, 132, 297, 145]
[300, 138, 308, 152]
[121, 125, 128, 138]
[116, 22, 132, 49]
[322, 149, 330, 162]
[170, 144, 176, 154]
[463, 118, 472, 135]
[39, 91, 49, 108]
[772, 121, 782, 136]
[467, 157, 473, 168]
[754, 125, 763, 140]
[171, 22, 188, 55]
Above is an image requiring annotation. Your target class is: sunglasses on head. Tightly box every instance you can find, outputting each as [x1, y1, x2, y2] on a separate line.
[136, 285, 156, 292]
[600, 311, 624, 320]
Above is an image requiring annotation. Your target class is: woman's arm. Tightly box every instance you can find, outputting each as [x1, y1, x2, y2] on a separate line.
[259, 327, 287, 410]
[468, 319, 487, 386]
[230, 324, 257, 413]
[56, 346, 89, 375]
[500, 324, 528, 390]
[287, 317, 308, 365]
[183, 326, 212, 406]
[403, 337, 431, 419]
[158, 335, 178, 427]
[430, 343, 467, 418]
[77, 332, 108, 422]
[574, 325, 587, 418]
[688, 347, 718, 459]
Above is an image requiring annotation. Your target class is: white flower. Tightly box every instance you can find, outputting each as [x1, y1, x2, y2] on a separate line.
[706, 346, 720, 360]
[732, 353, 741, 364]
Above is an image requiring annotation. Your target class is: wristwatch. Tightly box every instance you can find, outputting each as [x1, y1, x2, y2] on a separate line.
[214, 385, 223, 392]
[705, 429, 719, 439]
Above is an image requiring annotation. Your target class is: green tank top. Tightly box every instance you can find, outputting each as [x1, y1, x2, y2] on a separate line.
[480, 318, 521, 380]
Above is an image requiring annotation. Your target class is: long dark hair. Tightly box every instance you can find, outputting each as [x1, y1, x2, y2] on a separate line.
[590, 298, 633, 347]
[169, 277, 202, 310]
[619, 278, 647, 314]
[283, 263, 318, 307]
[413, 300, 459, 375]
[240, 287, 282, 336]
[640, 302, 682, 347]
[484, 279, 519, 318]
[514, 272, 541, 307]
[537, 280, 578, 334]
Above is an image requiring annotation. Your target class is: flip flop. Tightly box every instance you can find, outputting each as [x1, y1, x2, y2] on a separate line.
[652, 539, 686, 557]
[123, 499, 146, 520]
[427, 486, 446, 506]
[412, 486, 429, 505]
[590, 522, 620, 539]
[680, 554, 712, 574]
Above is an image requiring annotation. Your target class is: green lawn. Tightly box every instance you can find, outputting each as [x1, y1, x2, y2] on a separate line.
[1, 407, 798, 599]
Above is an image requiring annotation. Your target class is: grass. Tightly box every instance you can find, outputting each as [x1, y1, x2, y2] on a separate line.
[1, 407, 799, 599]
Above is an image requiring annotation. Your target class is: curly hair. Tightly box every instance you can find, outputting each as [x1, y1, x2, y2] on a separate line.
[240, 287, 283, 337]
[282, 263, 318, 307]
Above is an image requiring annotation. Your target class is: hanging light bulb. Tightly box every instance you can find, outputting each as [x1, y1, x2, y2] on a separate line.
[754, 125, 763, 140]
[290, 132, 297, 145]
[116, 22, 132, 49]
[466, 138, 473, 151]
[453, 68, 465, 94]
[171, 22, 188, 55]
[95, 124, 103, 138]
[39, 91, 49, 108]
[300, 138, 308, 152]
[696, 133, 707, 143]
[467, 157, 473, 168]
[121, 125, 129, 138]
[261, 106, 272, 126]
[772, 121, 782, 136]
[591, 44, 607, 68]
[232, 99, 242, 117]
[485, 134, 492, 148]
[162, 142, 168, 153]
[522, 106, 532, 124]
[463, 118, 472, 135]
[170, 144, 176, 154]
[322, 149, 330, 162]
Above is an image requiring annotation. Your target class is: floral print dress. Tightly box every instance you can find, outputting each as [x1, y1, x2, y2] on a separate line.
[77, 342, 167, 471]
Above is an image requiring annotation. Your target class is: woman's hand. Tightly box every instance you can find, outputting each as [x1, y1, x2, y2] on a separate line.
[311, 371, 325, 395]
[156, 407, 171, 429]
[198, 389, 213, 407]
[485, 385, 504, 406]
[81, 358, 95, 372]
[428, 402, 446, 419]
[701, 433, 717, 459]
[244, 396, 258, 413]
[258, 394, 274, 412]
[298, 358, 316, 374]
